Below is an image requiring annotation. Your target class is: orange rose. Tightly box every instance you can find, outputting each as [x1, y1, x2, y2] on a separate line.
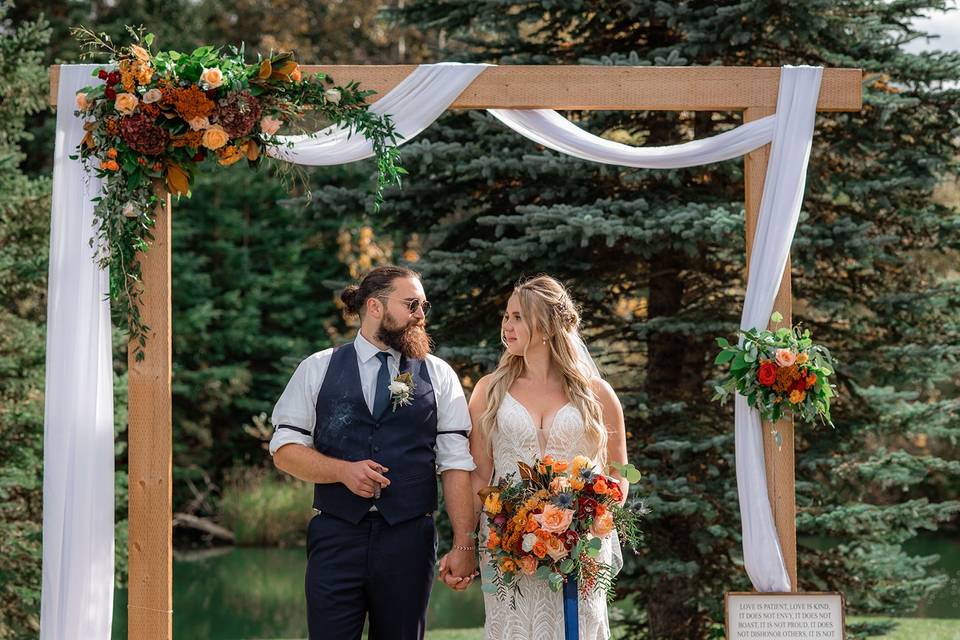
[130, 44, 151, 62]
[532, 541, 548, 559]
[484, 493, 502, 516]
[571, 455, 593, 475]
[590, 511, 615, 537]
[789, 389, 806, 404]
[806, 373, 817, 388]
[592, 476, 609, 495]
[106, 148, 118, 159]
[99, 159, 119, 171]
[290, 66, 302, 82]
[246, 140, 261, 161]
[499, 558, 516, 574]
[796, 352, 809, 365]
[518, 555, 537, 575]
[594, 503, 607, 518]
[534, 504, 574, 534]
[202, 125, 229, 150]
[525, 516, 540, 533]
[571, 477, 585, 491]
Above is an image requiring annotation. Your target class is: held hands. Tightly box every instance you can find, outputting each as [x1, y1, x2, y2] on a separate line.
[438, 546, 479, 591]
[340, 460, 390, 498]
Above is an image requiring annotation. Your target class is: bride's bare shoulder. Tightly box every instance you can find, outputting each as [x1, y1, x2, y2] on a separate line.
[469, 374, 497, 408]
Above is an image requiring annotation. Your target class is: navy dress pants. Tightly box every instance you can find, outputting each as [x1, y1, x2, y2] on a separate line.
[305, 511, 437, 640]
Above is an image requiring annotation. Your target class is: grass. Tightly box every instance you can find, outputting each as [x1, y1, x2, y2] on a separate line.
[413, 618, 960, 640]
[218, 466, 313, 547]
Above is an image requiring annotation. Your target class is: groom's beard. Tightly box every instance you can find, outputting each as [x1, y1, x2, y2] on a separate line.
[377, 314, 432, 360]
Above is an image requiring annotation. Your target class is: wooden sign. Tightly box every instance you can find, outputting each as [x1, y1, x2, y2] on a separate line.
[725, 592, 846, 639]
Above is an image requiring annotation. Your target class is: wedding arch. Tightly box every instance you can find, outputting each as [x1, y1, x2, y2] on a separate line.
[46, 62, 862, 640]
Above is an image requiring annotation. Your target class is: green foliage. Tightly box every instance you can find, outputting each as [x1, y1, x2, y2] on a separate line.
[219, 467, 313, 547]
[369, 1, 960, 637]
[0, 4, 52, 636]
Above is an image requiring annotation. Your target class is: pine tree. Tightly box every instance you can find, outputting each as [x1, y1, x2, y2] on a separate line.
[0, 6, 52, 636]
[308, 1, 960, 637]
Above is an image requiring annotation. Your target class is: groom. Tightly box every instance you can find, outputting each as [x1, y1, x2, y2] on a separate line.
[269, 265, 478, 640]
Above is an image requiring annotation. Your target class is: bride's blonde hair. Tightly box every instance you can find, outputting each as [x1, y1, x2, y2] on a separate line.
[477, 275, 607, 466]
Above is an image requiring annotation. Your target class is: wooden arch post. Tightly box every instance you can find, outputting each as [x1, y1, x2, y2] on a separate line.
[49, 64, 862, 639]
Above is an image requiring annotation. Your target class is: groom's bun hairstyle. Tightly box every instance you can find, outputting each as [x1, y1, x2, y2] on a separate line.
[340, 265, 420, 317]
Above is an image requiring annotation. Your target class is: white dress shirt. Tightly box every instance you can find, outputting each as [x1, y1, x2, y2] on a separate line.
[269, 331, 476, 474]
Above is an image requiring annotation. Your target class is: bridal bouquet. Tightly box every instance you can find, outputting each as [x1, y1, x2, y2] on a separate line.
[712, 312, 837, 428]
[69, 26, 403, 359]
[479, 455, 644, 608]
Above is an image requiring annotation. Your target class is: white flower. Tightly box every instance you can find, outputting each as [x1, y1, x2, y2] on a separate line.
[324, 88, 342, 105]
[521, 533, 538, 553]
[388, 381, 409, 395]
[122, 202, 139, 218]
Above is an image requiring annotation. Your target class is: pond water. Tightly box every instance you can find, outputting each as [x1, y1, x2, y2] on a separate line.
[111, 534, 958, 639]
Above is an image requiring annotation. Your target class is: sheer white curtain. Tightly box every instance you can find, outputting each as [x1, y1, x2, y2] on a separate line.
[43, 64, 115, 640]
[45, 62, 820, 636]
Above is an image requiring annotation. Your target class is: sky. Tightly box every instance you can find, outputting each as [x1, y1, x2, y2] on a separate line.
[902, 3, 960, 53]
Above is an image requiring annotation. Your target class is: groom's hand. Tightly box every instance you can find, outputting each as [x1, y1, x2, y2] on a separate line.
[339, 460, 390, 498]
[439, 548, 478, 591]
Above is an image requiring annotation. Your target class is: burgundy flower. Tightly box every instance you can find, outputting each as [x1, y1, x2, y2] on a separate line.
[205, 89, 218, 100]
[216, 90, 262, 138]
[493, 514, 507, 528]
[107, 71, 120, 86]
[560, 529, 579, 550]
[104, 87, 117, 100]
[577, 496, 598, 519]
[98, 69, 108, 80]
[192, 150, 205, 162]
[120, 113, 170, 156]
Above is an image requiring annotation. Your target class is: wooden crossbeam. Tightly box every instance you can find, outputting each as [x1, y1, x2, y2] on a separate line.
[50, 65, 862, 111]
[47, 64, 862, 640]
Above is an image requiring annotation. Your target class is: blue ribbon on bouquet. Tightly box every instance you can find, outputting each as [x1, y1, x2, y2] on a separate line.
[563, 576, 578, 640]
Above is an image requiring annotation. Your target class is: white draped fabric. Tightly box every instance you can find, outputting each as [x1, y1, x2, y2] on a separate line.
[46, 62, 821, 635]
[42, 64, 115, 640]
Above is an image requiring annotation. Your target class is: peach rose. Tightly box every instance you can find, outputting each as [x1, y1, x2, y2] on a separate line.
[130, 45, 151, 62]
[775, 348, 797, 367]
[796, 352, 809, 365]
[534, 504, 574, 534]
[201, 125, 229, 150]
[75, 92, 90, 111]
[260, 115, 283, 136]
[142, 88, 162, 104]
[590, 511, 615, 537]
[545, 536, 569, 561]
[200, 67, 223, 89]
[188, 116, 211, 132]
[114, 92, 139, 116]
[549, 476, 571, 494]
[518, 555, 537, 576]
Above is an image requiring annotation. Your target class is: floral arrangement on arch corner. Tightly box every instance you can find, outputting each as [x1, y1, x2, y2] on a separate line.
[69, 26, 405, 360]
[479, 455, 647, 609]
[712, 311, 838, 440]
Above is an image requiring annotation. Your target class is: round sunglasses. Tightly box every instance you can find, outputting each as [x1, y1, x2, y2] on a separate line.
[380, 296, 432, 316]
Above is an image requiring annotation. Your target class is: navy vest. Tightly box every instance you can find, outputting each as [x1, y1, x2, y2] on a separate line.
[312, 343, 439, 525]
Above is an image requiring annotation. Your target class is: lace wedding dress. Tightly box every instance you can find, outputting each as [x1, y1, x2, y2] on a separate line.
[480, 392, 622, 640]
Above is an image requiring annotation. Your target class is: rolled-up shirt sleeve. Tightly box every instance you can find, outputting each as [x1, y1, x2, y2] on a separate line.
[430, 357, 476, 474]
[269, 352, 329, 456]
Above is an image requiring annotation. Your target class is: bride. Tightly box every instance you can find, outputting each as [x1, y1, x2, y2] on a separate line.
[441, 275, 629, 640]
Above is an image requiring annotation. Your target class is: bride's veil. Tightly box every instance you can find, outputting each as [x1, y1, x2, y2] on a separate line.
[569, 331, 625, 576]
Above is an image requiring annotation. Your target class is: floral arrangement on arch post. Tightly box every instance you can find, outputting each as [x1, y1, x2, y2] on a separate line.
[70, 26, 405, 360]
[712, 311, 837, 443]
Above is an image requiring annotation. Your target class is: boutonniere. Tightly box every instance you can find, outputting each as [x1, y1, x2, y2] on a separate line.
[389, 372, 416, 411]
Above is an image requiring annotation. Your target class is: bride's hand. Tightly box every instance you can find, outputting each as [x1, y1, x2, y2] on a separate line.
[438, 550, 478, 591]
